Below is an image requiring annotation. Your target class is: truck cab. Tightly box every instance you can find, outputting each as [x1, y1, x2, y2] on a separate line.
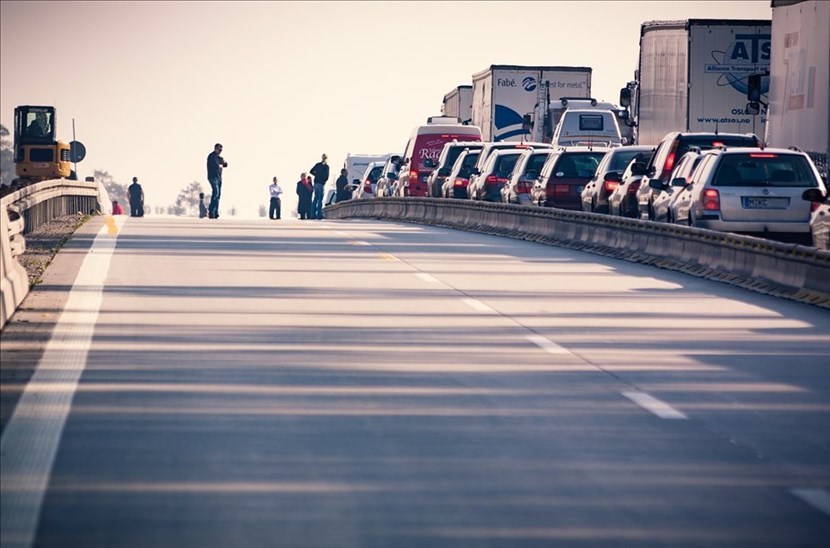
[13, 105, 71, 181]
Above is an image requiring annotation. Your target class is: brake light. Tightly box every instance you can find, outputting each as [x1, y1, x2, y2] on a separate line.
[750, 153, 778, 158]
[664, 152, 676, 175]
[702, 189, 720, 210]
[517, 180, 533, 193]
[604, 180, 619, 193]
[454, 178, 468, 187]
[409, 171, 419, 184]
[485, 175, 507, 187]
[712, 141, 725, 147]
[554, 184, 570, 196]
[363, 180, 372, 193]
[810, 201, 822, 213]
[628, 181, 640, 193]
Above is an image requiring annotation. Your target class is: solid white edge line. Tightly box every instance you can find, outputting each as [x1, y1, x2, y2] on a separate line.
[621, 391, 688, 420]
[461, 298, 496, 314]
[415, 273, 439, 283]
[0, 216, 124, 548]
[790, 488, 830, 517]
[526, 334, 571, 355]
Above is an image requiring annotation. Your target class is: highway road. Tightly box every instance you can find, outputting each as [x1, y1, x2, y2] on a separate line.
[2, 215, 829, 547]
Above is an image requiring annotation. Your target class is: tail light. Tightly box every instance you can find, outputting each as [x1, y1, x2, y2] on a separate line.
[628, 181, 641, 194]
[604, 180, 619, 193]
[454, 178, 469, 187]
[702, 189, 720, 211]
[516, 180, 533, 194]
[485, 175, 507, 187]
[554, 184, 570, 196]
[409, 171, 419, 184]
[363, 179, 373, 194]
[810, 201, 822, 213]
[662, 140, 680, 181]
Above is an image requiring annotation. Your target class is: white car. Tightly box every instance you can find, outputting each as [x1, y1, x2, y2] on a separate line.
[353, 161, 385, 199]
[671, 147, 826, 242]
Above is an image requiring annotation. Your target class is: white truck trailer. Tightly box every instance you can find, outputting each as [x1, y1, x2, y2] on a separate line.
[621, 19, 772, 146]
[442, 85, 473, 125]
[471, 65, 592, 142]
[765, 0, 829, 176]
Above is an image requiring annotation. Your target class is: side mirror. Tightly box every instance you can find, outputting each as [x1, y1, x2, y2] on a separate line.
[630, 162, 647, 176]
[620, 87, 632, 108]
[802, 188, 826, 203]
[391, 155, 401, 163]
[648, 179, 665, 190]
[646, 166, 656, 178]
[387, 172, 398, 181]
[671, 177, 687, 188]
[603, 172, 621, 183]
[746, 102, 760, 115]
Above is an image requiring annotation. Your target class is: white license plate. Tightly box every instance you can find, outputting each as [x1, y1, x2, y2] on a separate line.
[743, 197, 789, 209]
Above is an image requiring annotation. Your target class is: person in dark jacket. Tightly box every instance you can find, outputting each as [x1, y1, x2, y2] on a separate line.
[335, 168, 351, 202]
[128, 176, 144, 217]
[309, 153, 329, 219]
[296, 173, 313, 220]
[206, 143, 228, 219]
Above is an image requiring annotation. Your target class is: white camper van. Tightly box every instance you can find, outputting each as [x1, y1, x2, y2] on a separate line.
[551, 109, 624, 148]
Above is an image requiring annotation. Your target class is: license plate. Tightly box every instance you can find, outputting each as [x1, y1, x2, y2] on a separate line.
[742, 197, 789, 209]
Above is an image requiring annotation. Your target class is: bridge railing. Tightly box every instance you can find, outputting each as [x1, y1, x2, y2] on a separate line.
[326, 197, 830, 308]
[1, 179, 109, 330]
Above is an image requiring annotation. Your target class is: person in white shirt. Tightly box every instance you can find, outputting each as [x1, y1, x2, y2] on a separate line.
[269, 176, 283, 220]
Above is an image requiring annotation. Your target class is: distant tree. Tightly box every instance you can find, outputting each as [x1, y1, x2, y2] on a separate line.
[94, 169, 128, 205]
[173, 180, 204, 216]
[0, 124, 14, 187]
[258, 204, 267, 217]
[167, 205, 176, 215]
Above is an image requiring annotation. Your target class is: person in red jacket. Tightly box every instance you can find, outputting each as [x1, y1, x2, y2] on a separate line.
[112, 200, 125, 215]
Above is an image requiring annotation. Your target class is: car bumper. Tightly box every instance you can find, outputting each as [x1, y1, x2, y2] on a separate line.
[693, 217, 811, 233]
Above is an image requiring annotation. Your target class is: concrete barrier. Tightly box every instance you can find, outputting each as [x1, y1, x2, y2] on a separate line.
[326, 198, 830, 308]
[1, 179, 108, 330]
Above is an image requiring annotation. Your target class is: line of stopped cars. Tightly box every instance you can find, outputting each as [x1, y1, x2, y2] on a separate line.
[348, 119, 829, 250]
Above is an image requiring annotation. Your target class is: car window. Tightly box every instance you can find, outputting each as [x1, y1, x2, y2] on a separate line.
[494, 153, 521, 176]
[368, 166, 383, 182]
[609, 149, 651, 172]
[526, 153, 549, 175]
[713, 153, 819, 188]
[553, 152, 604, 178]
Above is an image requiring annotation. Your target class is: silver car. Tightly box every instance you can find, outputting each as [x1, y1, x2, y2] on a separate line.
[672, 147, 826, 241]
[802, 187, 830, 250]
[502, 149, 554, 205]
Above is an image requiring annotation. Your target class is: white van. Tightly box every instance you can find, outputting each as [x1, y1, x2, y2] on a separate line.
[552, 109, 624, 148]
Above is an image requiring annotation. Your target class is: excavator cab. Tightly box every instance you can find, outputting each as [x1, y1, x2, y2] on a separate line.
[13, 105, 71, 181]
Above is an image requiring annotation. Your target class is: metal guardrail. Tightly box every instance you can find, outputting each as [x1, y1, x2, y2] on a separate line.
[326, 198, 830, 308]
[1, 179, 109, 330]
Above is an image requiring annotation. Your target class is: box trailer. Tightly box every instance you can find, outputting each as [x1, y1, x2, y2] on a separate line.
[765, 0, 829, 175]
[623, 19, 772, 145]
[442, 85, 473, 125]
[472, 65, 592, 142]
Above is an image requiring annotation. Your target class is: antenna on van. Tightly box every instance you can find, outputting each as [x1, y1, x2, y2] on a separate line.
[715, 119, 719, 135]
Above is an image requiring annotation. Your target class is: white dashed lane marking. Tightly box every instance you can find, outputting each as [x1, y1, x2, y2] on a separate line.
[526, 334, 571, 355]
[790, 488, 830, 517]
[622, 391, 688, 420]
[461, 298, 497, 314]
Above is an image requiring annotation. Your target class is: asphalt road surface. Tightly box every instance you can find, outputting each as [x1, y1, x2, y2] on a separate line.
[2, 215, 829, 547]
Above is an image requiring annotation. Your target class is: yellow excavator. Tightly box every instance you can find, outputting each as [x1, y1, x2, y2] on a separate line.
[13, 105, 72, 182]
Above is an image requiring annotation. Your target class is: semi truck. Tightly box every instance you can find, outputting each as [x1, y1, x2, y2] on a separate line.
[441, 85, 473, 125]
[764, 0, 828, 176]
[620, 19, 772, 146]
[471, 65, 592, 142]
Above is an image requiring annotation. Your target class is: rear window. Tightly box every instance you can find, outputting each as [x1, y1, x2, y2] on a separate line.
[525, 153, 550, 175]
[712, 154, 819, 188]
[368, 166, 383, 182]
[493, 153, 521, 176]
[609, 149, 652, 172]
[460, 152, 480, 170]
[579, 115, 604, 131]
[553, 152, 605, 178]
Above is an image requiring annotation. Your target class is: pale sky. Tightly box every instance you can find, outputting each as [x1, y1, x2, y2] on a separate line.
[1, 0, 772, 216]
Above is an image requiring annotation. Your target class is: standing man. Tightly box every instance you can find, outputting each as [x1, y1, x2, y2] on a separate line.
[206, 143, 228, 219]
[309, 153, 329, 219]
[128, 176, 144, 217]
[268, 176, 283, 220]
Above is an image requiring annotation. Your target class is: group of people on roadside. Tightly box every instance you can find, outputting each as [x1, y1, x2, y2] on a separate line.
[111, 176, 145, 217]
